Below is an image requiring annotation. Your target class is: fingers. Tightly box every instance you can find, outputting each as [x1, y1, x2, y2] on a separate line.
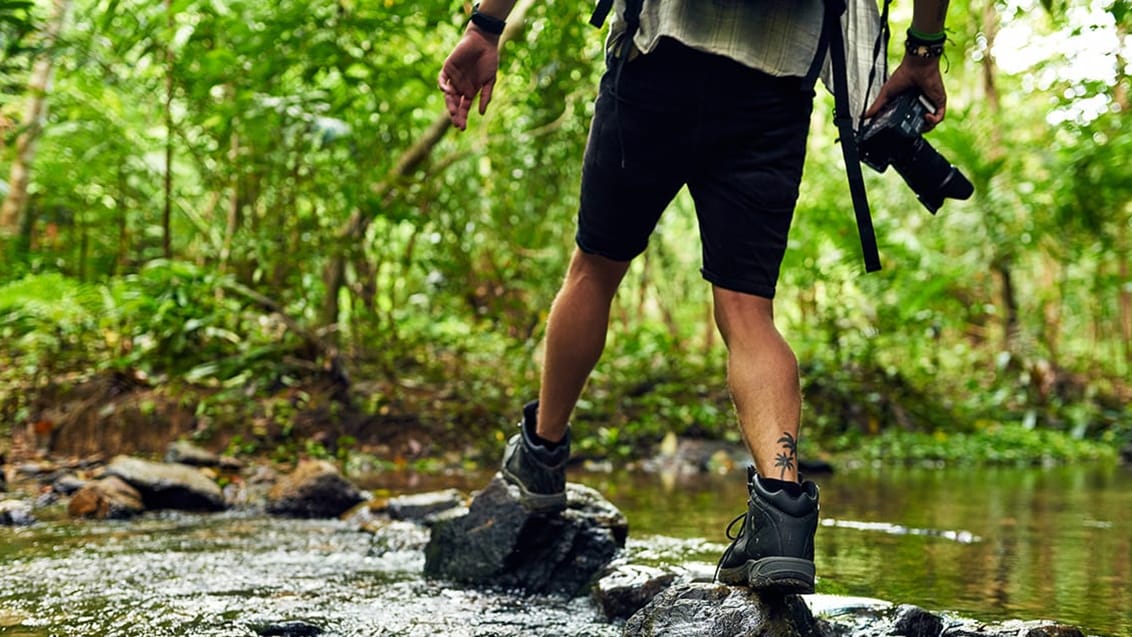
[439, 67, 474, 131]
[864, 86, 891, 119]
[478, 78, 495, 115]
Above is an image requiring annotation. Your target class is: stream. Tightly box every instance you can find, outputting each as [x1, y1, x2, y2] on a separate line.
[1, 464, 1129, 636]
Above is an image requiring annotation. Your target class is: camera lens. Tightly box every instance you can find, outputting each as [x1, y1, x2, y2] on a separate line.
[892, 137, 974, 213]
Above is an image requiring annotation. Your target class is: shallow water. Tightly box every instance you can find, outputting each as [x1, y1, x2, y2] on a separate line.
[1, 464, 1130, 636]
[589, 463, 1132, 637]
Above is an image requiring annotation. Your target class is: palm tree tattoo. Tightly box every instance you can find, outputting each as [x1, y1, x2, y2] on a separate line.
[774, 432, 798, 478]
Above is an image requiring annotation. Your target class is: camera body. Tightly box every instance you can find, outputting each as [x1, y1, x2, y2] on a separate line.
[856, 90, 973, 213]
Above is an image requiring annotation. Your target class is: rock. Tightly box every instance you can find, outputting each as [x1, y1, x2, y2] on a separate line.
[251, 620, 324, 636]
[367, 520, 432, 556]
[266, 460, 365, 518]
[592, 564, 677, 621]
[68, 476, 145, 520]
[1120, 444, 1132, 465]
[0, 499, 35, 526]
[52, 473, 86, 496]
[818, 605, 1088, 637]
[165, 440, 222, 467]
[104, 455, 225, 511]
[623, 582, 821, 637]
[423, 475, 627, 597]
[893, 604, 943, 636]
[384, 489, 467, 522]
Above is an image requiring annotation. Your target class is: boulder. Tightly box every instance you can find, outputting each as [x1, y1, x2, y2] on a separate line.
[266, 460, 365, 518]
[384, 489, 467, 522]
[0, 499, 35, 526]
[817, 603, 1087, 637]
[893, 604, 943, 637]
[623, 582, 822, 637]
[423, 475, 628, 597]
[165, 440, 222, 467]
[592, 564, 678, 621]
[104, 455, 225, 511]
[68, 476, 145, 520]
[52, 473, 87, 496]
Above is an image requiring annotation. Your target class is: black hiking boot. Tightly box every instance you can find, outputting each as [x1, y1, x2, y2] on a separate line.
[715, 466, 819, 594]
[500, 401, 570, 514]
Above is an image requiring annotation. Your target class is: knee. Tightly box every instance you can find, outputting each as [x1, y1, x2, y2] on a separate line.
[713, 288, 776, 344]
[565, 249, 631, 298]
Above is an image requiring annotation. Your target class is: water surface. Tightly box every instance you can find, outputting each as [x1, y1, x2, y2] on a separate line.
[1, 464, 1129, 636]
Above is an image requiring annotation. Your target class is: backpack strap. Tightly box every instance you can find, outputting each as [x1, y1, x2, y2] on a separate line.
[591, 0, 615, 28]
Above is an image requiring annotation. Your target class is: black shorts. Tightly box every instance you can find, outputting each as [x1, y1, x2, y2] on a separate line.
[575, 38, 814, 299]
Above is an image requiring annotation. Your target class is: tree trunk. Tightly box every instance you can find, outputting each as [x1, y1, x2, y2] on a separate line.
[0, 0, 73, 244]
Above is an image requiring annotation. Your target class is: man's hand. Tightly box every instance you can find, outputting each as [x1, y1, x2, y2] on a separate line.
[865, 56, 947, 130]
[438, 27, 500, 131]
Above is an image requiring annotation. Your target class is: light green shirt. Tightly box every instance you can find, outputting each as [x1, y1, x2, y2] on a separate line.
[609, 0, 825, 78]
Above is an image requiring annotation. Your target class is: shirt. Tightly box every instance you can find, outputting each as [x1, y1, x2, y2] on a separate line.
[608, 0, 825, 78]
[606, 0, 887, 124]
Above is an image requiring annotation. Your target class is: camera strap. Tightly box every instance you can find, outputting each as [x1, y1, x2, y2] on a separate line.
[808, 0, 882, 273]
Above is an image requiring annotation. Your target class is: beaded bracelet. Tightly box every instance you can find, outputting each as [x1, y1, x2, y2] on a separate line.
[905, 29, 946, 58]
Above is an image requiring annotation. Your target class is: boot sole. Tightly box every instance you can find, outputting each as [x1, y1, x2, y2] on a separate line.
[499, 468, 567, 514]
[717, 557, 815, 594]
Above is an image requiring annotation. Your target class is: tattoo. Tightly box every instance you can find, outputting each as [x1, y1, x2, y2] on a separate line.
[774, 432, 798, 478]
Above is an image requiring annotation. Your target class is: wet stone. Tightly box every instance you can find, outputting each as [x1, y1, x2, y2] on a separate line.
[105, 455, 225, 511]
[165, 440, 222, 467]
[622, 582, 822, 637]
[68, 476, 145, 520]
[893, 604, 944, 636]
[592, 564, 677, 621]
[52, 473, 86, 496]
[266, 460, 365, 519]
[0, 499, 35, 526]
[423, 475, 627, 597]
[251, 620, 324, 636]
[384, 488, 466, 522]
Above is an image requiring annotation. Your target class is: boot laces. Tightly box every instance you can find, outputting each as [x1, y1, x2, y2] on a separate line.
[713, 510, 748, 583]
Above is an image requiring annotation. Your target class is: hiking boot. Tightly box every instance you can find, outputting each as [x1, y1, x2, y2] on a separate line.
[500, 401, 570, 514]
[715, 466, 819, 594]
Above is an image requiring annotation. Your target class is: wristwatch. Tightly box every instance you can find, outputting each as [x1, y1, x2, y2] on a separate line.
[471, 3, 506, 36]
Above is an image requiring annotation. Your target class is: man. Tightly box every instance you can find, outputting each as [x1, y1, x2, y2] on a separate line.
[439, 0, 950, 594]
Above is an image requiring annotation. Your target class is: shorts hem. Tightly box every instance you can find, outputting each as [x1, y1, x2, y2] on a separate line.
[576, 234, 642, 263]
[701, 268, 777, 300]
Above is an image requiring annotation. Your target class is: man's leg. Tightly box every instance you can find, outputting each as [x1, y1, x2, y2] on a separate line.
[712, 286, 818, 593]
[499, 248, 629, 512]
[535, 248, 631, 443]
[711, 287, 800, 481]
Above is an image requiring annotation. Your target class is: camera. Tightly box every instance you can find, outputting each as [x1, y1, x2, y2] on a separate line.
[856, 91, 974, 214]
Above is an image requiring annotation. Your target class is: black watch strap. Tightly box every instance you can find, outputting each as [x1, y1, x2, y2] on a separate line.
[471, 3, 506, 36]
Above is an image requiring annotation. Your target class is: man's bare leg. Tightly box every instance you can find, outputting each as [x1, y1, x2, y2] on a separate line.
[711, 287, 801, 482]
[534, 248, 631, 443]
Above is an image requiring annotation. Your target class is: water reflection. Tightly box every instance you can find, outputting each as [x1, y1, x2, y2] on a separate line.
[586, 463, 1132, 637]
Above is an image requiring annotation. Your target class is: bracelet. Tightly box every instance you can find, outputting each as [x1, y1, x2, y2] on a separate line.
[905, 29, 946, 58]
[907, 27, 946, 42]
[471, 3, 506, 36]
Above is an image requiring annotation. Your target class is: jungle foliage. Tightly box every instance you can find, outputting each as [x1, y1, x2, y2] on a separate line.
[0, 0, 1129, 464]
